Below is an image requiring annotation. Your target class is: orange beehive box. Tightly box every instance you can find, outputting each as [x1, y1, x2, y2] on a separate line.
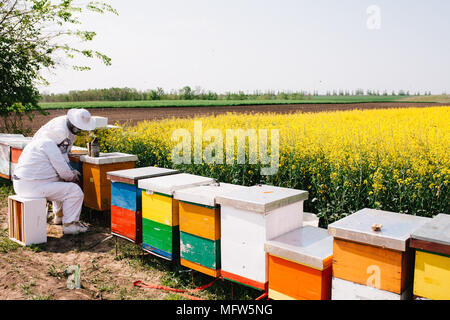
[264, 226, 333, 300]
[328, 208, 430, 298]
[81, 153, 138, 211]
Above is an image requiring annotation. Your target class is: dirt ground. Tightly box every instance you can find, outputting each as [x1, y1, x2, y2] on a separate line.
[0, 203, 173, 300]
[25, 102, 444, 132]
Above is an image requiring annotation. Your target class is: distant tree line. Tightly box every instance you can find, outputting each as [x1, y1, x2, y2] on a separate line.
[40, 86, 434, 103]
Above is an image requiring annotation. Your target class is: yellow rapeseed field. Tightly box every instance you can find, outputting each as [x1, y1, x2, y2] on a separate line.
[89, 106, 449, 226]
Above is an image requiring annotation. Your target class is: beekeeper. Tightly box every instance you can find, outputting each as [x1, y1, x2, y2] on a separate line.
[33, 108, 96, 225]
[12, 132, 89, 235]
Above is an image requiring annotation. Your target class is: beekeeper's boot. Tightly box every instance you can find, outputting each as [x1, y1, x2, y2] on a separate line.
[63, 221, 89, 235]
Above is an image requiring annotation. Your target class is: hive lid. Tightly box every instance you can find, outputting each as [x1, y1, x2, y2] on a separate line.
[411, 214, 450, 247]
[137, 173, 215, 195]
[80, 152, 138, 165]
[327, 208, 431, 252]
[215, 184, 308, 214]
[107, 167, 179, 185]
[174, 182, 250, 207]
[264, 226, 333, 270]
[92, 116, 108, 129]
[0, 135, 31, 149]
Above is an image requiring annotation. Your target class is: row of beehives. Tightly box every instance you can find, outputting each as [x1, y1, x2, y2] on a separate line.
[106, 166, 450, 301]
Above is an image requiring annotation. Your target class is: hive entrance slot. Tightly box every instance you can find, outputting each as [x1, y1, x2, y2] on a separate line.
[9, 198, 24, 243]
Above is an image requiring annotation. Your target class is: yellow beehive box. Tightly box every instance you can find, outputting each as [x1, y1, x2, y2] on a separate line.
[410, 214, 450, 300]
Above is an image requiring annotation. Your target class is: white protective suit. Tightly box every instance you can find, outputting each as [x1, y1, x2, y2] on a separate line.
[33, 115, 75, 163]
[31, 109, 95, 221]
[13, 137, 83, 225]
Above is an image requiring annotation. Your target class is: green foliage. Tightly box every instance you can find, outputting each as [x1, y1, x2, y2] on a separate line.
[39, 86, 422, 105]
[39, 95, 411, 110]
[0, 0, 117, 132]
[0, 37, 44, 133]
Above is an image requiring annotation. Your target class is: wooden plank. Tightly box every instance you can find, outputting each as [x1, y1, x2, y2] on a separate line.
[221, 270, 267, 291]
[332, 238, 408, 294]
[332, 277, 412, 300]
[111, 205, 142, 244]
[8, 198, 13, 238]
[268, 254, 331, 300]
[0, 144, 11, 178]
[10, 148, 23, 164]
[142, 218, 179, 260]
[142, 192, 177, 226]
[111, 182, 139, 212]
[180, 231, 220, 270]
[179, 202, 220, 240]
[14, 199, 22, 242]
[107, 175, 135, 185]
[180, 258, 221, 278]
[410, 238, 450, 257]
[413, 250, 450, 300]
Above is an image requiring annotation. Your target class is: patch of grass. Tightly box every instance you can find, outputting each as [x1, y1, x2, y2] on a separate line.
[398, 94, 450, 104]
[38, 95, 412, 110]
[0, 178, 14, 204]
[26, 243, 45, 253]
[47, 264, 66, 279]
[0, 237, 21, 253]
[20, 280, 36, 296]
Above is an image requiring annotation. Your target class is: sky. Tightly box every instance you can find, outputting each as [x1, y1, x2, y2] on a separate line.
[39, 0, 450, 95]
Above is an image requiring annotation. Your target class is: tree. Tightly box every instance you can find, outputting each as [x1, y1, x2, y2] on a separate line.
[0, 37, 42, 133]
[0, 0, 118, 132]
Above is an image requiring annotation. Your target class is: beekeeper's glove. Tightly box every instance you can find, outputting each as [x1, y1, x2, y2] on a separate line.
[72, 170, 81, 183]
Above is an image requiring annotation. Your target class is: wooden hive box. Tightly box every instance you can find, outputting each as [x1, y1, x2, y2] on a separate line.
[410, 214, 450, 300]
[216, 184, 308, 290]
[174, 182, 250, 278]
[137, 173, 214, 261]
[0, 134, 25, 179]
[265, 226, 333, 300]
[106, 167, 179, 244]
[0, 136, 31, 180]
[8, 195, 47, 246]
[81, 153, 138, 211]
[328, 208, 431, 299]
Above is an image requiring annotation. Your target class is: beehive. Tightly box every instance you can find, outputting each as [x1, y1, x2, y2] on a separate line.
[106, 167, 179, 244]
[8, 195, 47, 246]
[0, 135, 31, 180]
[80, 153, 138, 211]
[174, 182, 249, 277]
[265, 226, 333, 300]
[410, 214, 450, 300]
[216, 184, 308, 290]
[328, 208, 431, 300]
[137, 173, 214, 261]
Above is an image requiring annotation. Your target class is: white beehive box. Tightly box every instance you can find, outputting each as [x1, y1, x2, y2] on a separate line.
[138, 173, 215, 196]
[216, 184, 308, 290]
[92, 116, 108, 129]
[8, 195, 47, 246]
[332, 277, 412, 300]
[173, 182, 249, 207]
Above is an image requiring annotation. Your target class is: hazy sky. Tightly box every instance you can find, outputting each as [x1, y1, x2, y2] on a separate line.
[39, 0, 450, 94]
